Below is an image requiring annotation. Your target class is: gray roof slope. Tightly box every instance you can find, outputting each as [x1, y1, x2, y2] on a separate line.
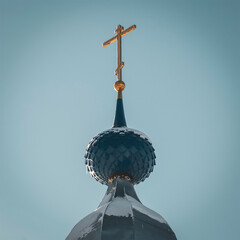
[66, 178, 177, 240]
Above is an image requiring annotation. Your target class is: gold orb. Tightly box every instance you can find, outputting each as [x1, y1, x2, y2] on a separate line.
[114, 80, 125, 92]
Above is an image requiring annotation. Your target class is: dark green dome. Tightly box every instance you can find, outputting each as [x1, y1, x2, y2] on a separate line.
[85, 126, 156, 185]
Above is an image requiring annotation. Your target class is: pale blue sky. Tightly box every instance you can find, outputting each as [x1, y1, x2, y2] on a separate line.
[1, 0, 240, 239]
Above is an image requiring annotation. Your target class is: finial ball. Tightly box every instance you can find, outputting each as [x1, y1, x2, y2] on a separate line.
[114, 80, 125, 92]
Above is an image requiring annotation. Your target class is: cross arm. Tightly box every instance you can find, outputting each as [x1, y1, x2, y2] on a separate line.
[102, 25, 136, 47]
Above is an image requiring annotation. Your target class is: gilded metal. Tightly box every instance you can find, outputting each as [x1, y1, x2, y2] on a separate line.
[108, 174, 132, 183]
[103, 24, 136, 98]
[102, 25, 136, 47]
[114, 80, 125, 91]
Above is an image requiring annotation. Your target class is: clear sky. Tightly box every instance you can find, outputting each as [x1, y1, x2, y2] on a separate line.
[1, 0, 240, 239]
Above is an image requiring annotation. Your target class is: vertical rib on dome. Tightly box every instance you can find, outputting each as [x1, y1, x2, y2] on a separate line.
[113, 98, 127, 127]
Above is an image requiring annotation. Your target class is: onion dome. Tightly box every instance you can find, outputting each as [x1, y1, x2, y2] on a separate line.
[85, 97, 156, 185]
[66, 178, 177, 240]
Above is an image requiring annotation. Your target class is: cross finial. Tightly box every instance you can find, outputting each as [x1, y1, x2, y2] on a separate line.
[103, 24, 136, 98]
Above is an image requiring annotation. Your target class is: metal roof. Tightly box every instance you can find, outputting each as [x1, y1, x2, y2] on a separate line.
[66, 178, 177, 240]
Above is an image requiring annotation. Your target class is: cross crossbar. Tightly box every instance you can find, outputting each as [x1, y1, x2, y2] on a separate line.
[102, 25, 136, 47]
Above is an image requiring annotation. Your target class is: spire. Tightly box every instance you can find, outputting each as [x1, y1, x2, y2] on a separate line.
[113, 98, 126, 127]
[103, 24, 136, 127]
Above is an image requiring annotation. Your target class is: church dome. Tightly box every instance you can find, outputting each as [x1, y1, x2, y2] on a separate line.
[66, 178, 176, 240]
[85, 127, 156, 185]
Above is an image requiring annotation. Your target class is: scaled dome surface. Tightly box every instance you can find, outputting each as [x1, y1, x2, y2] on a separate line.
[85, 127, 156, 185]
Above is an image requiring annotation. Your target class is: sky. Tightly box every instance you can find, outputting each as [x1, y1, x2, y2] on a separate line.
[1, 0, 240, 239]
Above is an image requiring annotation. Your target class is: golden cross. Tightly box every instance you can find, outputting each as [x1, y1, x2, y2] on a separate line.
[103, 24, 136, 83]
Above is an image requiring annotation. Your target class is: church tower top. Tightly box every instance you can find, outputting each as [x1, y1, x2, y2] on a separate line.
[66, 24, 177, 240]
